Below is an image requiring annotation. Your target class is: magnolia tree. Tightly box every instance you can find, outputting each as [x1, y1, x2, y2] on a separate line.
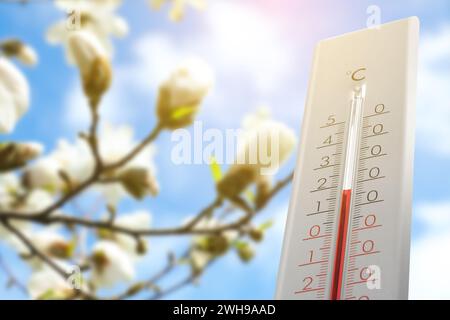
[0, 0, 297, 299]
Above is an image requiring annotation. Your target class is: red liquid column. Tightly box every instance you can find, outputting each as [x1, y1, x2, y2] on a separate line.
[329, 85, 365, 300]
[330, 189, 352, 300]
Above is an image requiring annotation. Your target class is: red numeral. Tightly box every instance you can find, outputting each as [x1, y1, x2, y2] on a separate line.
[303, 277, 313, 290]
[308, 250, 314, 262]
[309, 225, 321, 237]
[360, 267, 373, 281]
[364, 214, 376, 227]
[362, 240, 375, 253]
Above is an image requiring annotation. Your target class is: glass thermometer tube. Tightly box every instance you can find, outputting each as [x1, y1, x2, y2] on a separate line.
[330, 85, 365, 300]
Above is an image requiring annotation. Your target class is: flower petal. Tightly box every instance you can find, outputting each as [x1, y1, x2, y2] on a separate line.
[0, 84, 17, 133]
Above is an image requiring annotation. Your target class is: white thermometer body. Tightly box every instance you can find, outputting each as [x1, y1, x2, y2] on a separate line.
[276, 17, 419, 300]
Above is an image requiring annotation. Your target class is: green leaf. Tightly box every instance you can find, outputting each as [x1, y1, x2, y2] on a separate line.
[170, 105, 197, 120]
[66, 239, 77, 258]
[259, 220, 274, 231]
[38, 289, 58, 300]
[209, 156, 223, 182]
[233, 240, 249, 250]
[245, 189, 254, 202]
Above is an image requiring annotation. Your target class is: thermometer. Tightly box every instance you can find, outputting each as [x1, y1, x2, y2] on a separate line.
[276, 17, 419, 300]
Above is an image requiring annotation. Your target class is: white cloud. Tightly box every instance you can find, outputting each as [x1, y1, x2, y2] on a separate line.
[409, 201, 450, 299]
[414, 201, 450, 232]
[204, 1, 294, 95]
[62, 0, 298, 131]
[410, 232, 450, 299]
[416, 25, 450, 155]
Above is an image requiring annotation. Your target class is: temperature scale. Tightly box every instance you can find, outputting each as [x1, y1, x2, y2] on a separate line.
[276, 17, 419, 300]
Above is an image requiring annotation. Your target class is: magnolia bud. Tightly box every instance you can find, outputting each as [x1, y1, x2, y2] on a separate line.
[135, 238, 147, 255]
[249, 228, 264, 242]
[0, 142, 43, 172]
[0, 39, 38, 65]
[156, 58, 213, 129]
[236, 243, 255, 262]
[118, 167, 159, 199]
[254, 177, 272, 210]
[216, 164, 258, 200]
[67, 31, 112, 106]
[47, 241, 73, 259]
[0, 57, 30, 133]
[189, 249, 210, 276]
[149, 0, 166, 10]
[91, 250, 109, 274]
[197, 234, 229, 256]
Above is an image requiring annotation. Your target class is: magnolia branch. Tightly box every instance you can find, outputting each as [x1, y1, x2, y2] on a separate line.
[0, 171, 292, 300]
[87, 101, 102, 170]
[0, 105, 293, 300]
[0, 83, 294, 299]
[0, 0, 298, 301]
[0, 124, 163, 220]
[110, 252, 178, 300]
[0, 171, 292, 238]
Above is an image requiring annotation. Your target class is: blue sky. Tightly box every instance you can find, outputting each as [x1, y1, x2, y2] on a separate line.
[0, 0, 450, 299]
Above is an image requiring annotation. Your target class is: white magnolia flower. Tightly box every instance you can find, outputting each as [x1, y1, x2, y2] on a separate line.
[23, 157, 63, 192]
[98, 123, 154, 167]
[0, 173, 21, 210]
[0, 142, 43, 172]
[91, 240, 135, 287]
[47, 0, 128, 62]
[149, 0, 206, 22]
[94, 123, 158, 205]
[217, 110, 297, 199]
[0, 179, 54, 241]
[0, 174, 24, 239]
[0, 40, 38, 66]
[67, 31, 112, 101]
[50, 138, 93, 183]
[148, 0, 165, 9]
[24, 138, 92, 192]
[15, 44, 38, 66]
[188, 218, 236, 274]
[192, 217, 238, 243]
[24, 123, 157, 205]
[7, 227, 70, 270]
[163, 58, 213, 111]
[157, 58, 213, 129]
[190, 248, 211, 274]
[99, 123, 157, 176]
[67, 31, 108, 77]
[235, 109, 297, 175]
[0, 57, 30, 133]
[0, 192, 58, 258]
[15, 142, 43, 159]
[113, 211, 152, 257]
[23, 189, 55, 212]
[30, 229, 71, 258]
[28, 262, 76, 299]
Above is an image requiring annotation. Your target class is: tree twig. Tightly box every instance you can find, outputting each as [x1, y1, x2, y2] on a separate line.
[148, 254, 218, 300]
[0, 253, 27, 295]
[0, 172, 293, 238]
[103, 123, 164, 171]
[88, 102, 103, 170]
[0, 219, 95, 299]
[111, 252, 178, 300]
[0, 124, 163, 220]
